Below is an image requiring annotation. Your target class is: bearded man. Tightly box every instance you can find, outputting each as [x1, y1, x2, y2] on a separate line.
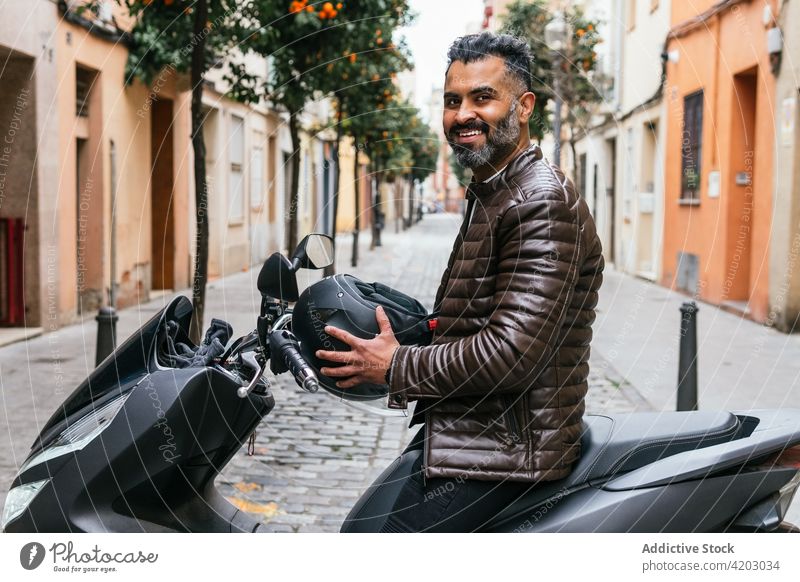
[326, 31, 605, 532]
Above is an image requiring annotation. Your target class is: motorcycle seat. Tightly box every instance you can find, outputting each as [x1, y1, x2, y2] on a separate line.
[485, 410, 742, 529]
[570, 410, 742, 484]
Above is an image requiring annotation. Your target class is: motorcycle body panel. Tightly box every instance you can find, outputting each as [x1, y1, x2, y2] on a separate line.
[4, 297, 274, 533]
[343, 409, 800, 533]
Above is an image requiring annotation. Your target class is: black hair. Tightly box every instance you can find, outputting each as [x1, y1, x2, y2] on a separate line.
[446, 31, 533, 93]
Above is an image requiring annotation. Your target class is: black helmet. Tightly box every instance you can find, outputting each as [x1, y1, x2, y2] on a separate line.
[292, 274, 434, 403]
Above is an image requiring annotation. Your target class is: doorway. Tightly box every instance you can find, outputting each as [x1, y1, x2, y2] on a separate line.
[150, 99, 175, 290]
[724, 69, 757, 304]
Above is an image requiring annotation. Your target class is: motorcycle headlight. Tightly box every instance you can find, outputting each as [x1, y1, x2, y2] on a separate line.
[1, 479, 48, 531]
[18, 392, 130, 474]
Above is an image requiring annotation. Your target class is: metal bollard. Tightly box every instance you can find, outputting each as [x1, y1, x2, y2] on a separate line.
[677, 301, 699, 411]
[95, 306, 119, 366]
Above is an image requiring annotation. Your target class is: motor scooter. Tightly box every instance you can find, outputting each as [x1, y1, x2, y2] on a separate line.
[3, 234, 800, 533]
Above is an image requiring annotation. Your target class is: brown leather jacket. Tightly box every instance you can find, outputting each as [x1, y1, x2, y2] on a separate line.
[387, 144, 604, 483]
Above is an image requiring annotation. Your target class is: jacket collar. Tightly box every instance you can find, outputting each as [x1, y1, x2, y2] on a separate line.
[464, 144, 543, 200]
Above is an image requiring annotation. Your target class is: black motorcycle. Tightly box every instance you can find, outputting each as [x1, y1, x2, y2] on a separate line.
[3, 234, 800, 532]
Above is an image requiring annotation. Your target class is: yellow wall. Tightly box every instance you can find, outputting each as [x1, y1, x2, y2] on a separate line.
[56, 18, 191, 321]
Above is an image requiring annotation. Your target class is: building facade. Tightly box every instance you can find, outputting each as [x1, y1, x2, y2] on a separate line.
[0, 1, 302, 330]
[661, 0, 779, 323]
[0, 1, 61, 330]
[613, 0, 670, 280]
[767, 0, 799, 332]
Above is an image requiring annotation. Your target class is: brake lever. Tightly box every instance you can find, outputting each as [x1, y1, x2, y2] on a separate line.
[236, 352, 265, 398]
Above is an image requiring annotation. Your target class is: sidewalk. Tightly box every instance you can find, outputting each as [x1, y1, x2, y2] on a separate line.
[4, 214, 799, 530]
[214, 215, 649, 532]
[592, 269, 800, 412]
[0, 213, 646, 532]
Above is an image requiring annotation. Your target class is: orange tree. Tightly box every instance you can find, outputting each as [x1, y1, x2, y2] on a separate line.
[332, 44, 413, 265]
[108, 0, 251, 343]
[500, 0, 604, 174]
[346, 92, 437, 254]
[338, 80, 402, 265]
[234, 0, 404, 258]
[324, 3, 413, 271]
[241, 0, 412, 258]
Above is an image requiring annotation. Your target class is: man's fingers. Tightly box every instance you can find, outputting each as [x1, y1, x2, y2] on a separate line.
[316, 349, 354, 363]
[320, 365, 361, 378]
[324, 325, 360, 347]
[376, 306, 394, 335]
[335, 376, 363, 389]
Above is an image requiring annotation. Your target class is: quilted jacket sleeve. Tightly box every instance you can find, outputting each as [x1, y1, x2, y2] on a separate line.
[387, 193, 583, 409]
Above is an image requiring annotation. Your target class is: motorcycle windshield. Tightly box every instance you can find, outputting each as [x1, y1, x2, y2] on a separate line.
[37, 296, 194, 439]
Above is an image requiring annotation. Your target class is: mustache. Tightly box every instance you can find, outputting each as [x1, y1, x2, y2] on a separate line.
[447, 120, 490, 140]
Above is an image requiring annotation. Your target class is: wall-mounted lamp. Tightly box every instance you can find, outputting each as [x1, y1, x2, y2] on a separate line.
[661, 50, 680, 64]
[767, 27, 783, 75]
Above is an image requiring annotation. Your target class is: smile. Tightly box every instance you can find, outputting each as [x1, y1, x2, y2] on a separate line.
[454, 129, 485, 143]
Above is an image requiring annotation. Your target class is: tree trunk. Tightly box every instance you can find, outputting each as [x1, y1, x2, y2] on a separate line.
[324, 101, 344, 277]
[568, 123, 579, 181]
[351, 133, 360, 268]
[371, 158, 381, 249]
[408, 176, 415, 225]
[189, 0, 209, 345]
[287, 112, 301, 254]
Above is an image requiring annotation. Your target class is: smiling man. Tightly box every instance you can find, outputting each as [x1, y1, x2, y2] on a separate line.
[324, 32, 605, 532]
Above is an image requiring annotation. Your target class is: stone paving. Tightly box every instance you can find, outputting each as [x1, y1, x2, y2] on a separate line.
[0, 212, 650, 531]
[214, 214, 652, 532]
[216, 353, 649, 532]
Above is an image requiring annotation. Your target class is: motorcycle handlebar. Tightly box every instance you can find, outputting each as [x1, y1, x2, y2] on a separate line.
[269, 329, 319, 393]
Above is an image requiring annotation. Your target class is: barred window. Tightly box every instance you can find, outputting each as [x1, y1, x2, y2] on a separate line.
[681, 91, 703, 202]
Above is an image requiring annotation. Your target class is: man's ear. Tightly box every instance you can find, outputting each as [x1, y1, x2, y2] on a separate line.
[518, 92, 536, 123]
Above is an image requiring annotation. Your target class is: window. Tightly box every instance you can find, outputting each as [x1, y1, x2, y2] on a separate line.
[681, 91, 704, 202]
[228, 115, 245, 222]
[250, 136, 264, 209]
[76, 67, 95, 117]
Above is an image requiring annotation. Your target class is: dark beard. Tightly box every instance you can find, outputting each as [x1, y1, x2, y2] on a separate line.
[447, 101, 520, 171]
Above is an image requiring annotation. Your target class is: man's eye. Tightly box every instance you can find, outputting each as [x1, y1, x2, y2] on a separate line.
[445, 99, 459, 107]
[476, 94, 490, 102]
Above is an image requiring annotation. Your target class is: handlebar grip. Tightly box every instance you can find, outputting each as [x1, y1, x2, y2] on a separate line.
[270, 330, 319, 392]
[282, 343, 319, 393]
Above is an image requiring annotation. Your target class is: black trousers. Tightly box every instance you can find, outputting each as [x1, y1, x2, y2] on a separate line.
[379, 427, 537, 533]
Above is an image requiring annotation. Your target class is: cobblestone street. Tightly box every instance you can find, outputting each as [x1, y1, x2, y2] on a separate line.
[0, 212, 650, 531]
[215, 214, 651, 532]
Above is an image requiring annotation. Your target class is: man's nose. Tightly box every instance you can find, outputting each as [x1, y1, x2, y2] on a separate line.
[454, 103, 477, 125]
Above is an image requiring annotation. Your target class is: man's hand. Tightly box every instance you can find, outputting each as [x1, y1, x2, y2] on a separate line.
[316, 306, 400, 388]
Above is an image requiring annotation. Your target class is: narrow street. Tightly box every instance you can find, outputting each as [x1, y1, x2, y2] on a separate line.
[0, 212, 648, 532]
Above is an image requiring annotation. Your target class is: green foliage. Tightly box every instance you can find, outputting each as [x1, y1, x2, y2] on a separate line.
[499, 0, 604, 140]
[341, 92, 436, 184]
[240, 0, 413, 115]
[449, 152, 471, 187]
[120, 0, 246, 88]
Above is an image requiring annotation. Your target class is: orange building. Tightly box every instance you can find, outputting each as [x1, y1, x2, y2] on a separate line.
[661, 0, 780, 323]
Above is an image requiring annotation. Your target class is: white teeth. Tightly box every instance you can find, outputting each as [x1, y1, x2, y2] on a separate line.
[459, 130, 481, 137]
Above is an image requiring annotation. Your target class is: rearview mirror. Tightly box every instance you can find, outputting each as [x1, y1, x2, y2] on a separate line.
[291, 234, 334, 270]
[257, 252, 299, 302]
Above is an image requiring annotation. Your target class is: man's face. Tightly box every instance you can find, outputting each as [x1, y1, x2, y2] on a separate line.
[443, 56, 527, 172]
